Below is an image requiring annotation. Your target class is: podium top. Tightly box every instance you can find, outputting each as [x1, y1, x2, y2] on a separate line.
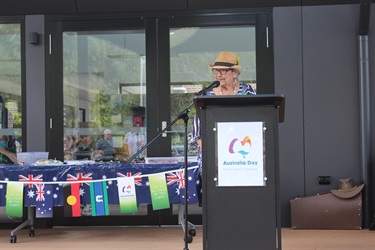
[193, 94, 285, 123]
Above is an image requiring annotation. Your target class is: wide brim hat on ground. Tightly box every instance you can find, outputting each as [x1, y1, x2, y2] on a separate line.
[330, 178, 364, 199]
[209, 51, 241, 72]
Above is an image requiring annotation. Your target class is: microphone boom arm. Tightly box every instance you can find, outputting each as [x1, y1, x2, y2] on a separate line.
[126, 102, 195, 163]
[127, 81, 218, 163]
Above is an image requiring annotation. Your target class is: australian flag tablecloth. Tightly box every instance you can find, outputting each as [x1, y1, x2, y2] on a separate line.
[0, 162, 200, 208]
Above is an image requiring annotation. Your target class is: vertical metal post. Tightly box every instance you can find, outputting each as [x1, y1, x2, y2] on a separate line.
[358, 35, 372, 228]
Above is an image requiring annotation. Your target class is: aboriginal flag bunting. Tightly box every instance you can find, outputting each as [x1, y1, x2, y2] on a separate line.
[63, 183, 81, 217]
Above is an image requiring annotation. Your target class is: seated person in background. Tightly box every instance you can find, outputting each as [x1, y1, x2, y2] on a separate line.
[95, 129, 114, 158]
[0, 135, 17, 164]
[73, 135, 94, 160]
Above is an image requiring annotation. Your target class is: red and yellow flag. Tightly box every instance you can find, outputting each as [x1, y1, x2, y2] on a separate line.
[63, 183, 81, 217]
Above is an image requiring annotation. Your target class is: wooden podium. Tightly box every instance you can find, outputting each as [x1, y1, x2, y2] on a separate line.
[194, 94, 285, 250]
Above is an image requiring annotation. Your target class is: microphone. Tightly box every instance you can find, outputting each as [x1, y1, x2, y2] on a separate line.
[196, 81, 220, 96]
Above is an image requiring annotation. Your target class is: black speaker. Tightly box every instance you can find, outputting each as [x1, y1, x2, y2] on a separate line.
[30, 32, 39, 45]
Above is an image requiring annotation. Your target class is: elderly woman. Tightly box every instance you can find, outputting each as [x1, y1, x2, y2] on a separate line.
[0, 135, 17, 164]
[189, 51, 256, 172]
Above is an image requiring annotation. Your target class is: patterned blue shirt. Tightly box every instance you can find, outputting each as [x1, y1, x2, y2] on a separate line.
[189, 82, 256, 171]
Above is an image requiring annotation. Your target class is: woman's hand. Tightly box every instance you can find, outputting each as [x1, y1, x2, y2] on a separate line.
[197, 139, 202, 149]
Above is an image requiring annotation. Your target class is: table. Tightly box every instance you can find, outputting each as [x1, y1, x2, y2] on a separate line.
[0, 162, 199, 206]
[0, 162, 200, 243]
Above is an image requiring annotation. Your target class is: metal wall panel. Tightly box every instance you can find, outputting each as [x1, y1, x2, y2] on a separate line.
[274, 4, 369, 226]
[273, 6, 305, 227]
[25, 15, 47, 152]
[302, 5, 361, 194]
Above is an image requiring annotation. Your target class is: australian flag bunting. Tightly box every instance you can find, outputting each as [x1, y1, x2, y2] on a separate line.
[0, 163, 200, 212]
[35, 184, 54, 218]
[166, 168, 199, 205]
[180, 168, 199, 205]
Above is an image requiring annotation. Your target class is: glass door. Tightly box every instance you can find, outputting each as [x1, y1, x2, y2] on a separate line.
[0, 22, 23, 223]
[62, 30, 146, 162]
[0, 23, 23, 157]
[166, 13, 271, 223]
[47, 20, 155, 221]
[169, 26, 257, 160]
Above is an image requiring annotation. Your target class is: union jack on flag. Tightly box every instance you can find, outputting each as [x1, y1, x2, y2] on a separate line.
[36, 184, 46, 201]
[67, 172, 93, 186]
[19, 174, 43, 188]
[117, 172, 143, 186]
[166, 170, 185, 189]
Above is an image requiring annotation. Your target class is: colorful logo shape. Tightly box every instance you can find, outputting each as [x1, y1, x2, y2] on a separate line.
[122, 184, 132, 194]
[228, 136, 252, 158]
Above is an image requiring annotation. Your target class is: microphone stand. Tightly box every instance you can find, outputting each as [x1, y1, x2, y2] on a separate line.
[126, 102, 195, 250]
[127, 83, 217, 248]
[127, 81, 218, 163]
[126, 102, 194, 164]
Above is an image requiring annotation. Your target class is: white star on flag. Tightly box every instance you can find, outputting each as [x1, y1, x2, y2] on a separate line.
[27, 190, 35, 198]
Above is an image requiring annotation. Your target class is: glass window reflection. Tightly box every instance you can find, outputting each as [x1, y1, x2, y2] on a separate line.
[0, 23, 22, 164]
[169, 26, 257, 158]
[63, 30, 146, 161]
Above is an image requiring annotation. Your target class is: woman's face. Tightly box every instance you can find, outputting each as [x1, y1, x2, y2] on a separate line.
[213, 68, 238, 86]
[81, 135, 92, 144]
[80, 135, 87, 143]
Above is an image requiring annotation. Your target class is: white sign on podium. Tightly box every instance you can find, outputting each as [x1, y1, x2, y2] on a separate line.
[216, 121, 266, 187]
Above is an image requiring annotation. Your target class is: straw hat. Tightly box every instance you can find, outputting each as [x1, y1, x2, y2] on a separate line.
[209, 51, 241, 72]
[330, 178, 364, 199]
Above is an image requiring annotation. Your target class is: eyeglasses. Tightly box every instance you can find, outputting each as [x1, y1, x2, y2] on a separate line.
[212, 69, 232, 75]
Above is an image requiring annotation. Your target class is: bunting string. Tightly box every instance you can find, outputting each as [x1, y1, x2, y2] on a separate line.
[0, 165, 199, 185]
[1, 164, 201, 216]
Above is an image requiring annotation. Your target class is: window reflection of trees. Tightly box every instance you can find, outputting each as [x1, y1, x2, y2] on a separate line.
[63, 32, 145, 131]
[0, 23, 22, 141]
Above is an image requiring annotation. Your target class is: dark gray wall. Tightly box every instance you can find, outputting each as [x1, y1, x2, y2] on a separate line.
[274, 4, 374, 226]
[274, 6, 305, 227]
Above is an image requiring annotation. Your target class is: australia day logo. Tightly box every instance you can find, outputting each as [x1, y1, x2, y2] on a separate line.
[228, 136, 252, 158]
[122, 185, 132, 194]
